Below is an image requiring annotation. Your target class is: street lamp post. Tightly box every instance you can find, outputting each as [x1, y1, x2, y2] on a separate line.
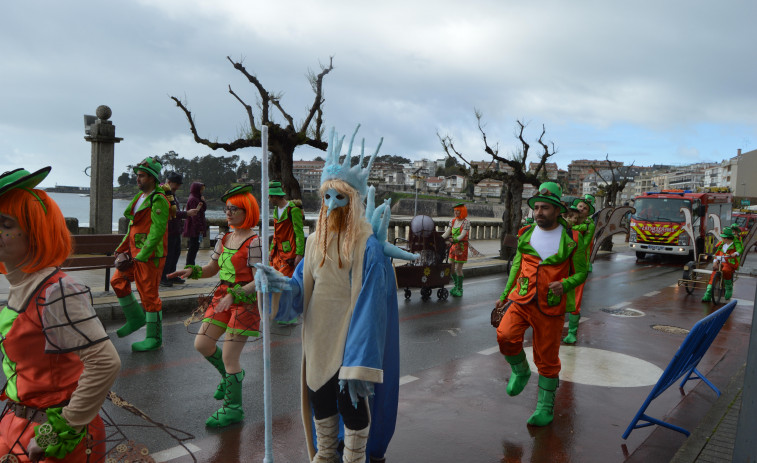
[742, 182, 747, 198]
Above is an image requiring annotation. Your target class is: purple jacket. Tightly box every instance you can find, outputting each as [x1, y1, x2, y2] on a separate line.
[183, 182, 207, 238]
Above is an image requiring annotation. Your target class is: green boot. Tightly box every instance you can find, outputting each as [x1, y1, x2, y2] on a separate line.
[206, 370, 245, 427]
[455, 275, 464, 297]
[449, 274, 459, 297]
[132, 311, 162, 352]
[701, 284, 713, 302]
[505, 350, 532, 397]
[527, 376, 559, 426]
[563, 313, 580, 344]
[724, 279, 733, 300]
[205, 347, 227, 400]
[116, 294, 146, 338]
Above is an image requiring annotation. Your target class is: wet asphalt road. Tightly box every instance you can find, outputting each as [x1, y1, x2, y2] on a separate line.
[103, 252, 694, 462]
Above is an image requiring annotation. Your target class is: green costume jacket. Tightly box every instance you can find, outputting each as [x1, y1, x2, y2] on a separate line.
[500, 219, 588, 315]
[116, 189, 170, 264]
[270, 200, 305, 256]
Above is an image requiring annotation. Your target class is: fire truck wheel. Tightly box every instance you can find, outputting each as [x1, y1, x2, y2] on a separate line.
[636, 251, 646, 260]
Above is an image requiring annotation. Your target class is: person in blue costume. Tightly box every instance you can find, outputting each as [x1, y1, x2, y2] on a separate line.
[257, 126, 415, 463]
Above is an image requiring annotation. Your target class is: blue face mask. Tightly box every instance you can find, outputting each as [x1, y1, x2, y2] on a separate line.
[324, 188, 349, 216]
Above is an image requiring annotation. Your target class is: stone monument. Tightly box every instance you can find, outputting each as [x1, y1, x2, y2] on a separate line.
[84, 105, 122, 234]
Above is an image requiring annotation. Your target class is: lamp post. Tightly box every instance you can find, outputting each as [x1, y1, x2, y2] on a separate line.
[742, 182, 747, 198]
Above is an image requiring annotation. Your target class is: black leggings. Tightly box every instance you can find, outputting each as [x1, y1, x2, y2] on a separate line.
[308, 374, 369, 430]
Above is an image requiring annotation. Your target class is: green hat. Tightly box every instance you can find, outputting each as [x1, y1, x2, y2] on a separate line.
[720, 227, 735, 239]
[0, 167, 51, 198]
[268, 181, 286, 196]
[453, 202, 466, 208]
[133, 157, 162, 181]
[222, 184, 253, 202]
[569, 195, 595, 215]
[0, 167, 52, 213]
[527, 182, 567, 213]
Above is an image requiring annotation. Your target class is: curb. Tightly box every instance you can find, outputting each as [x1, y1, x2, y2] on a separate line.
[94, 261, 511, 321]
[669, 363, 746, 463]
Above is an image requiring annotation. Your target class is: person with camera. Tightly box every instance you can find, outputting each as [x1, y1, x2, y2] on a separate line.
[111, 157, 170, 352]
[492, 182, 588, 427]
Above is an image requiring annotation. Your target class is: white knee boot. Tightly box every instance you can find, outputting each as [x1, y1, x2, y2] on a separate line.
[342, 425, 370, 463]
[312, 415, 340, 463]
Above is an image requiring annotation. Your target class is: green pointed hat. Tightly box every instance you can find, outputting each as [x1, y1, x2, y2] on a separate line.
[133, 157, 162, 181]
[268, 181, 286, 196]
[222, 184, 254, 202]
[527, 182, 567, 213]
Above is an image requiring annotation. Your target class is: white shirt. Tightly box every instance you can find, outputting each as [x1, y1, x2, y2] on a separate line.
[134, 193, 147, 212]
[530, 224, 564, 260]
[277, 205, 287, 218]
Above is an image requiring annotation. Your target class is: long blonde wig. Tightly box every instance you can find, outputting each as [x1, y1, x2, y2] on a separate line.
[315, 179, 366, 268]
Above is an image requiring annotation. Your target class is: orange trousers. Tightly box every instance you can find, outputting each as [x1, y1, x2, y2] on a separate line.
[708, 262, 736, 284]
[0, 411, 105, 462]
[496, 302, 566, 378]
[573, 282, 585, 315]
[110, 259, 165, 312]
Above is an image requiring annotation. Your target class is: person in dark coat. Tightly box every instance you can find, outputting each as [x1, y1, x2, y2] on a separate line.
[160, 173, 199, 287]
[183, 181, 207, 266]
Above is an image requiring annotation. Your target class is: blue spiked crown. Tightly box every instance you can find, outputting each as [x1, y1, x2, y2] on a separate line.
[320, 125, 383, 198]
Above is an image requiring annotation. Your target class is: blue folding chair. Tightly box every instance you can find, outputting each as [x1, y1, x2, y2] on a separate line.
[622, 300, 738, 438]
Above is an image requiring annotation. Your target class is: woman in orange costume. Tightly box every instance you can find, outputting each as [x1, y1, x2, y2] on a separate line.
[169, 185, 262, 428]
[0, 167, 120, 462]
[442, 202, 470, 297]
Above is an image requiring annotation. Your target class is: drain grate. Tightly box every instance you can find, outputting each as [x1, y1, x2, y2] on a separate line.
[600, 307, 644, 317]
[651, 324, 690, 335]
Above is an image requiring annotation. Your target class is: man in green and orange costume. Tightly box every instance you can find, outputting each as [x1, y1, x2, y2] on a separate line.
[442, 202, 470, 297]
[702, 227, 740, 302]
[493, 182, 588, 426]
[563, 194, 596, 344]
[111, 157, 170, 352]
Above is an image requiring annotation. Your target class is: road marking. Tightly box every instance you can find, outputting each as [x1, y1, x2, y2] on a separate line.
[737, 299, 754, 307]
[669, 283, 679, 288]
[563, 316, 589, 327]
[153, 443, 202, 462]
[644, 291, 660, 297]
[610, 301, 630, 309]
[399, 375, 419, 386]
[478, 346, 500, 355]
[443, 328, 461, 337]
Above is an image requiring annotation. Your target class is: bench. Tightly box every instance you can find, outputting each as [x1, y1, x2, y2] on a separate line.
[62, 234, 125, 291]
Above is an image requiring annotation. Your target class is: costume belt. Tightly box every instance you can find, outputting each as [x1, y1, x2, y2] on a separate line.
[220, 280, 251, 287]
[5, 402, 53, 423]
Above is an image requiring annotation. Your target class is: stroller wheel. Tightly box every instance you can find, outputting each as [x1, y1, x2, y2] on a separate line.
[404, 288, 412, 300]
[437, 288, 449, 301]
[420, 287, 432, 301]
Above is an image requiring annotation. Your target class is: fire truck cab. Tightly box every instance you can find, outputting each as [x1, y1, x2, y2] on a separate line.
[629, 189, 733, 259]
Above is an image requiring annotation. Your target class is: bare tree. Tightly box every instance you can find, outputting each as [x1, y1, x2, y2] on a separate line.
[438, 111, 556, 258]
[170, 56, 334, 199]
[590, 154, 635, 208]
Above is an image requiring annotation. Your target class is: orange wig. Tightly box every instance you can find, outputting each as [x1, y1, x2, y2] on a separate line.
[454, 204, 468, 219]
[0, 188, 72, 274]
[226, 192, 260, 230]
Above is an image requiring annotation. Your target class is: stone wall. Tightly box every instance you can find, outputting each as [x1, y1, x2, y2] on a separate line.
[391, 198, 507, 219]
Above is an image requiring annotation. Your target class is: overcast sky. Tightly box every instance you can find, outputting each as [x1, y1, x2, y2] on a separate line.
[2, 0, 756, 188]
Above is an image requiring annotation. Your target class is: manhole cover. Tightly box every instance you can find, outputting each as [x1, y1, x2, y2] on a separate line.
[651, 325, 690, 335]
[600, 308, 644, 317]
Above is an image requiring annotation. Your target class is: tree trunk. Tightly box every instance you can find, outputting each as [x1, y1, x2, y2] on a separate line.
[500, 181, 524, 259]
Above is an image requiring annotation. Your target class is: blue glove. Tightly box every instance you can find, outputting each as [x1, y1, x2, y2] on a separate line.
[253, 263, 292, 293]
[339, 379, 375, 408]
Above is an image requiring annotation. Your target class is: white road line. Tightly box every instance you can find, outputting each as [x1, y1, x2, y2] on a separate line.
[153, 443, 202, 462]
[737, 299, 754, 307]
[477, 346, 500, 355]
[611, 301, 631, 309]
[399, 375, 419, 386]
[670, 283, 679, 288]
[644, 291, 660, 297]
[563, 316, 589, 327]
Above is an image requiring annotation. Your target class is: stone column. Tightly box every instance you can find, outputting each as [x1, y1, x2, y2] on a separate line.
[85, 106, 122, 234]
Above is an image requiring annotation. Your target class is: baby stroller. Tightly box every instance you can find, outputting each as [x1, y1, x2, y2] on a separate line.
[393, 215, 452, 301]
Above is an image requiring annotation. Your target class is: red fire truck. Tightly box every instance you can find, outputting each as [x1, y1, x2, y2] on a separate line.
[629, 189, 733, 259]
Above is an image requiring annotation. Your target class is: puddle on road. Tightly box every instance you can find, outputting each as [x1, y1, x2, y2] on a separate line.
[600, 307, 645, 317]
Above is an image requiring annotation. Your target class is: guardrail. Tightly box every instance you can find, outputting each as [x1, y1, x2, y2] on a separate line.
[205, 217, 505, 242]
